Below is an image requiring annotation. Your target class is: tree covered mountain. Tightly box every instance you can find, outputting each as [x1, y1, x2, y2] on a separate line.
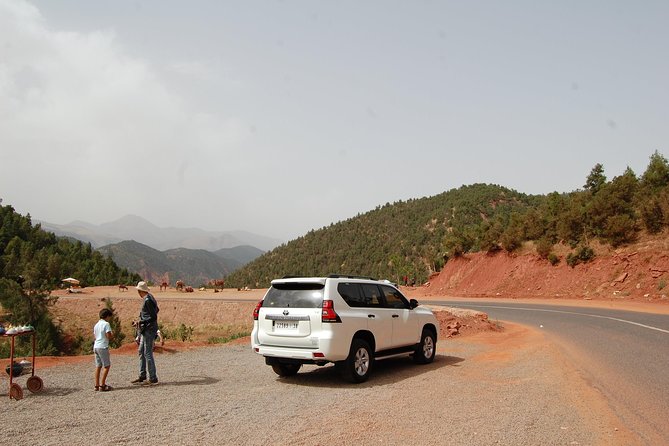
[226, 151, 669, 289]
[98, 241, 263, 286]
[0, 200, 141, 356]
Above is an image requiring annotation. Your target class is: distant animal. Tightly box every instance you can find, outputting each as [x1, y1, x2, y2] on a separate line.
[185, 286, 194, 293]
[210, 279, 225, 290]
[160, 281, 168, 291]
[176, 280, 185, 292]
[118, 284, 128, 292]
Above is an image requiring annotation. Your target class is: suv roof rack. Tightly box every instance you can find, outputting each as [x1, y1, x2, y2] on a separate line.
[327, 274, 377, 280]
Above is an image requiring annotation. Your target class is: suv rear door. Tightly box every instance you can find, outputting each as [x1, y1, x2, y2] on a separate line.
[256, 281, 324, 348]
[358, 283, 394, 351]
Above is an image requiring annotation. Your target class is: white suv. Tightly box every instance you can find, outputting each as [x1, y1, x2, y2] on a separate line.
[251, 275, 439, 383]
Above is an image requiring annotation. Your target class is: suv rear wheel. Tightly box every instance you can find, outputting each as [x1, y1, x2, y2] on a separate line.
[340, 339, 373, 383]
[271, 362, 301, 377]
[413, 328, 436, 364]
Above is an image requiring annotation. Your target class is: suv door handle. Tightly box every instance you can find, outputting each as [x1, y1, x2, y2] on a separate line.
[368, 314, 375, 318]
[392, 314, 399, 318]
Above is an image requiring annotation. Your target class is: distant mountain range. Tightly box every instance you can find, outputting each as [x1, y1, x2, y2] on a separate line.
[98, 240, 265, 286]
[37, 215, 283, 252]
[36, 215, 277, 285]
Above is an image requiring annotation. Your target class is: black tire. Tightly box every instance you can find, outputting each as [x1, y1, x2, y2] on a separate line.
[340, 339, 373, 383]
[414, 329, 436, 364]
[271, 362, 301, 377]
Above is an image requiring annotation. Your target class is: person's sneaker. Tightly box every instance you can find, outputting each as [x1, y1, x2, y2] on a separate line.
[131, 377, 145, 384]
[144, 378, 159, 386]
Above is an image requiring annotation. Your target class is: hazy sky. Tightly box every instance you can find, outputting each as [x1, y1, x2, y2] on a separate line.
[1, 1, 667, 241]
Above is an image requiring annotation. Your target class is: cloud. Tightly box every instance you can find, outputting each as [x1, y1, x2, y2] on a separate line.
[169, 60, 215, 81]
[0, 0, 247, 225]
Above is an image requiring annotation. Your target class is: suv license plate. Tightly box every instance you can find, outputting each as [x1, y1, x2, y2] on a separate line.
[275, 321, 298, 330]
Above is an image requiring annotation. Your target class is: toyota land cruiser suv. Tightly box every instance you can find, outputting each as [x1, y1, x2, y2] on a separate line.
[251, 275, 439, 383]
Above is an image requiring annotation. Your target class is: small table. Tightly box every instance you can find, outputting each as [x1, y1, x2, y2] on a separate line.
[2, 330, 44, 400]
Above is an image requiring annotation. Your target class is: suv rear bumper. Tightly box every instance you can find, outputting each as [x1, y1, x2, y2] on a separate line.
[252, 340, 348, 363]
[255, 345, 319, 361]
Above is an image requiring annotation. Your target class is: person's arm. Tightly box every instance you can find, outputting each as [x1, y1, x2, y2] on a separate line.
[105, 322, 114, 340]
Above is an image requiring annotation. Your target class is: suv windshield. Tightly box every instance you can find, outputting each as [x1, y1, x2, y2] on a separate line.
[264, 283, 324, 308]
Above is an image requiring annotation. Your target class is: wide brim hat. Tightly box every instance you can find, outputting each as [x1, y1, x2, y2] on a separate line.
[135, 281, 150, 293]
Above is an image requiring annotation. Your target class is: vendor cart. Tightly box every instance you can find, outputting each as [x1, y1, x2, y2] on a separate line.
[2, 330, 44, 400]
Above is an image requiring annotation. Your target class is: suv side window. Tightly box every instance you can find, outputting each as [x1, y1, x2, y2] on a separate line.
[380, 285, 409, 309]
[338, 282, 366, 307]
[360, 283, 383, 307]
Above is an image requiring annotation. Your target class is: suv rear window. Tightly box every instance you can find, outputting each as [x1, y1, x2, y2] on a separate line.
[264, 283, 324, 308]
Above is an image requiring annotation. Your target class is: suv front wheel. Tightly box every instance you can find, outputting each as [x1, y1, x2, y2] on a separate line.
[339, 339, 373, 383]
[413, 328, 436, 364]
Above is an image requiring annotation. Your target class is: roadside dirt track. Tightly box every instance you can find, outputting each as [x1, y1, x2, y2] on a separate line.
[3, 321, 634, 445]
[1, 286, 648, 444]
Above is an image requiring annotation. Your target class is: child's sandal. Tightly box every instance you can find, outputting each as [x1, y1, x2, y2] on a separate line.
[95, 385, 99, 391]
[100, 384, 113, 392]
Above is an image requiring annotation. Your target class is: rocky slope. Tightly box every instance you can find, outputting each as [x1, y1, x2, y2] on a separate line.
[415, 234, 669, 303]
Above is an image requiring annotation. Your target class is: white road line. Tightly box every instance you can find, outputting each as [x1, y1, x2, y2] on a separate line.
[454, 304, 669, 335]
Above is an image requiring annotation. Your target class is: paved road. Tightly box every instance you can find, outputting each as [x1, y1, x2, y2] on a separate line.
[426, 300, 669, 444]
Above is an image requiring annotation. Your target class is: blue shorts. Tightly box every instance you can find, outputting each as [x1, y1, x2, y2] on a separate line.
[94, 347, 111, 368]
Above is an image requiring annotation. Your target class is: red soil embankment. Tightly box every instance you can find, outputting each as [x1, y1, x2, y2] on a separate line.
[413, 236, 669, 303]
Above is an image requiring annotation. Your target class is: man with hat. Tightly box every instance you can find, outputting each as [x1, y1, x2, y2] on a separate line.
[131, 281, 160, 385]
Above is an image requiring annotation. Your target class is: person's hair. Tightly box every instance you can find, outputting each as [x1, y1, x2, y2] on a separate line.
[99, 308, 113, 319]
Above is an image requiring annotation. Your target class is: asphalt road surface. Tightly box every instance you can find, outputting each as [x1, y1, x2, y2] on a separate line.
[427, 300, 669, 444]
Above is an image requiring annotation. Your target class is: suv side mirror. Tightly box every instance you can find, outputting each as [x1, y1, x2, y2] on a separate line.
[409, 299, 419, 309]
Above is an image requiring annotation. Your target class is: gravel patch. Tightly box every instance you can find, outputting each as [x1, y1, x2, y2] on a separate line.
[3, 325, 627, 445]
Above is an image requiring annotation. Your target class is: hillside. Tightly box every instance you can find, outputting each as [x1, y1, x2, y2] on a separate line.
[411, 234, 669, 302]
[97, 240, 261, 286]
[226, 184, 536, 288]
[226, 153, 669, 289]
[214, 245, 265, 265]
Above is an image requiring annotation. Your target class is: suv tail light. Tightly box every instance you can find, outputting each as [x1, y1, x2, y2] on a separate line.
[322, 299, 341, 323]
[253, 300, 264, 320]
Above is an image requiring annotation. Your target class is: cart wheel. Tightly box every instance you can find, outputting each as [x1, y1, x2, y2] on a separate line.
[27, 376, 43, 393]
[9, 383, 23, 400]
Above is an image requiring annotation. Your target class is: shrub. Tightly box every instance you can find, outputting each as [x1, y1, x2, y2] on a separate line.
[0, 278, 62, 357]
[603, 214, 637, 247]
[207, 331, 250, 344]
[536, 238, 553, 259]
[163, 323, 194, 342]
[548, 253, 560, 266]
[104, 298, 126, 348]
[576, 245, 595, 262]
[566, 245, 595, 268]
[641, 199, 664, 234]
[500, 228, 523, 252]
